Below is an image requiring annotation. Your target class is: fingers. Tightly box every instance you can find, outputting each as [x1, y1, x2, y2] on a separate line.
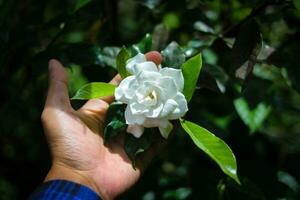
[109, 74, 122, 85]
[45, 59, 71, 110]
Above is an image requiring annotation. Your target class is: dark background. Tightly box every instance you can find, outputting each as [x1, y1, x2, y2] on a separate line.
[1, 0, 300, 199]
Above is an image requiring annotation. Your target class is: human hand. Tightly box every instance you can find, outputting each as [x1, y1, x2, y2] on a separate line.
[41, 51, 163, 200]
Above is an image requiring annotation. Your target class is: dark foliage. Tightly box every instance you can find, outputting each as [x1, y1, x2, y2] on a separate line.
[1, 0, 300, 199]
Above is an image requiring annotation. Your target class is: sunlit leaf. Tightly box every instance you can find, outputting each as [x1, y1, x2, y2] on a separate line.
[71, 82, 116, 100]
[163, 12, 180, 29]
[234, 98, 271, 133]
[181, 53, 202, 102]
[116, 47, 130, 78]
[67, 64, 88, 95]
[180, 119, 240, 184]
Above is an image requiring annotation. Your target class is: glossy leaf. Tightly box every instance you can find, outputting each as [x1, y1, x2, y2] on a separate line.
[124, 128, 158, 169]
[98, 47, 121, 69]
[116, 47, 130, 78]
[234, 98, 271, 133]
[71, 82, 116, 100]
[161, 41, 185, 69]
[180, 119, 240, 184]
[130, 33, 153, 55]
[181, 53, 202, 102]
[104, 102, 127, 141]
[193, 21, 215, 34]
[268, 32, 300, 93]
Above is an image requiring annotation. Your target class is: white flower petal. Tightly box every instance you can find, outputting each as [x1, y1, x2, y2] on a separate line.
[158, 77, 178, 98]
[137, 71, 161, 84]
[119, 54, 188, 132]
[125, 106, 145, 125]
[145, 103, 164, 118]
[160, 99, 178, 118]
[127, 125, 144, 138]
[158, 120, 173, 139]
[135, 85, 149, 101]
[130, 102, 149, 115]
[115, 76, 138, 103]
[160, 68, 184, 91]
[143, 118, 161, 128]
[132, 61, 158, 74]
[169, 92, 188, 119]
[126, 53, 146, 75]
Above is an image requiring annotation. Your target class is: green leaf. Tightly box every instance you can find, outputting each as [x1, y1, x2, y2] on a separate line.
[124, 128, 158, 169]
[161, 41, 185, 69]
[97, 46, 121, 69]
[67, 64, 88, 96]
[71, 82, 116, 100]
[104, 102, 127, 141]
[163, 187, 192, 200]
[180, 119, 240, 184]
[234, 98, 271, 133]
[293, 0, 300, 10]
[130, 33, 153, 55]
[163, 12, 180, 29]
[268, 32, 300, 93]
[116, 47, 130, 78]
[193, 21, 215, 34]
[181, 53, 202, 102]
[73, 0, 92, 13]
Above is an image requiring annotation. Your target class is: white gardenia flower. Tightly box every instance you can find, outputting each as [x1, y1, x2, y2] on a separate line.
[115, 53, 188, 139]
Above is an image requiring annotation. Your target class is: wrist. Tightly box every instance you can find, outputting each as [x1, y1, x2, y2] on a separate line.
[44, 162, 104, 199]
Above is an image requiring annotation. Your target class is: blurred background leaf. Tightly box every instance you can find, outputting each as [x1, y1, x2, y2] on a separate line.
[1, 0, 300, 199]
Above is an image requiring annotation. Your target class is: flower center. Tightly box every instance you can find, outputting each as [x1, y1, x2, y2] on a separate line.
[140, 90, 157, 107]
[148, 91, 155, 99]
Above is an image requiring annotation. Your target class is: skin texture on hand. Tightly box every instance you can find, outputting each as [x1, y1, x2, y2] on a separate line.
[41, 52, 163, 200]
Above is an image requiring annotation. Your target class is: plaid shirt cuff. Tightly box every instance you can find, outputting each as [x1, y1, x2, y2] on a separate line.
[28, 180, 102, 200]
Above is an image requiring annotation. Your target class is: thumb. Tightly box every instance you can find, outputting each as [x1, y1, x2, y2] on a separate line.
[45, 59, 71, 109]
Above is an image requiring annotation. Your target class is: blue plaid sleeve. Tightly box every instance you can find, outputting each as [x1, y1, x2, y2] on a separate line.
[28, 180, 102, 200]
